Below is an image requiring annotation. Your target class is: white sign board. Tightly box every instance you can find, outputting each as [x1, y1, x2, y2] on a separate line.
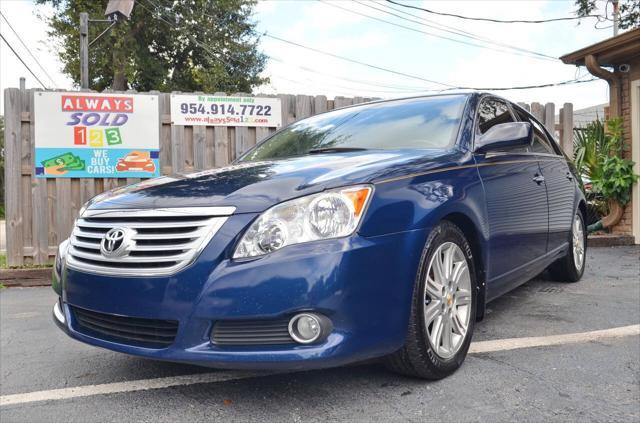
[171, 94, 282, 127]
[34, 92, 160, 178]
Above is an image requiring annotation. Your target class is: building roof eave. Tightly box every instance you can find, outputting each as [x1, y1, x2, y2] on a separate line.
[560, 28, 640, 67]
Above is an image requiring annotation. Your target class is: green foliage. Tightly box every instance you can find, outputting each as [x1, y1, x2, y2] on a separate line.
[37, 0, 268, 92]
[573, 119, 607, 181]
[574, 117, 639, 205]
[574, 0, 639, 30]
[593, 156, 639, 205]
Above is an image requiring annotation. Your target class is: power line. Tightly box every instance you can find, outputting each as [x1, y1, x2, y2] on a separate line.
[265, 33, 597, 91]
[140, 0, 441, 93]
[385, 0, 599, 24]
[0, 33, 48, 89]
[264, 33, 457, 88]
[272, 68, 439, 95]
[141, 0, 599, 93]
[268, 56, 438, 92]
[0, 11, 58, 87]
[441, 77, 598, 92]
[319, 0, 557, 62]
[355, 0, 558, 60]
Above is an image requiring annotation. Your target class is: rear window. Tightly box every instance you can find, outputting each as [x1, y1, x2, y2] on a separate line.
[239, 95, 468, 162]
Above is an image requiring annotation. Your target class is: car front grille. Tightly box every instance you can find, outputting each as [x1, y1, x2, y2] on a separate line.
[66, 207, 234, 277]
[71, 306, 179, 349]
[211, 319, 295, 346]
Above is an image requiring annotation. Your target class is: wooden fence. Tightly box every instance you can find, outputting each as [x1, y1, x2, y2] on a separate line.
[3, 87, 574, 266]
[2, 87, 380, 266]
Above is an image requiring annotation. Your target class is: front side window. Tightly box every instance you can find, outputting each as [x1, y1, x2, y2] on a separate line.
[238, 95, 468, 162]
[514, 109, 558, 155]
[476, 98, 514, 134]
[476, 98, 527, 153]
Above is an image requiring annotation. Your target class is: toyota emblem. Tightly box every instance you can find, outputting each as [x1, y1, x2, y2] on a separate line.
[100, 227, 135, 258]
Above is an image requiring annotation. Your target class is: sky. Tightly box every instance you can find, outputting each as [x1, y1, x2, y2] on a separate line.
[0, 0, 621, 114]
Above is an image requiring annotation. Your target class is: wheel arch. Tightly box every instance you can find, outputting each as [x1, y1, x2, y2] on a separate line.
[440, 212, 487, 322]
[577, 198, 587, 221]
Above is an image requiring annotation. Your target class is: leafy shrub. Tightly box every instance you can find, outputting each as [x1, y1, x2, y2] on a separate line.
[574, 117, 638, 205]
[593, 156, 638, 205]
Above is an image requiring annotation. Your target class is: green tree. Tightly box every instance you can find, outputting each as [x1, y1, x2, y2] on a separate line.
[37, 0, 268, 92]
[575, 0, 639, 30]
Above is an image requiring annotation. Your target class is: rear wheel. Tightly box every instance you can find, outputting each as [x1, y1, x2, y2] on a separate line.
[548, 211, 586, 282]
[385, 221, 476, 379]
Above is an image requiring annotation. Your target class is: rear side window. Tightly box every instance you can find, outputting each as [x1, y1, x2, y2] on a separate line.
[476, 98, 514, 134]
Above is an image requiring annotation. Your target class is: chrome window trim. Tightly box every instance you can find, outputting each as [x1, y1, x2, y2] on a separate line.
[66, 206, 235, 277]
[484, 151, 565, 159]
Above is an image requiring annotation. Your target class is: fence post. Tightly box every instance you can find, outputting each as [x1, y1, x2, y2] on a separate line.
[213, 92, 230, 167]
[30, 90, 49, 265]
[531, 102, 544, 122]
[560, 103, 574, 157]
[295, 95, 313, 121]
[192, 91, 207, 171]
[170, 91, 185, 172]
[4, 88, 24, 266]
[233, 92, 253, 158]
[314, 95, 327, 114]
[544, 103, 555, 134]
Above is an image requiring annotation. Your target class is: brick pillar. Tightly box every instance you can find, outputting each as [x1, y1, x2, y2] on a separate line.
[612, 72, 633, 235]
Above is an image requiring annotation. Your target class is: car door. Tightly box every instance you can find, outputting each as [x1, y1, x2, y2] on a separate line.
[473, 97, 549, 299]
[514, 110, 576, 253]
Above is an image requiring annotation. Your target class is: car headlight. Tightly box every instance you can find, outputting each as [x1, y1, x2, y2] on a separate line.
[78, 203, 88, 217]
[233, 185, 373, 259]
[54, 239, 70, 278]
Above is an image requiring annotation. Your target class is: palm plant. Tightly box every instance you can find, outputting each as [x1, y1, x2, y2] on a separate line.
[573, 118, 619, 181]
[573, 117, 638, 232]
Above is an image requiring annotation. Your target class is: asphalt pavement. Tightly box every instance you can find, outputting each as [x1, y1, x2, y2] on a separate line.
[1, 246, 639, 422]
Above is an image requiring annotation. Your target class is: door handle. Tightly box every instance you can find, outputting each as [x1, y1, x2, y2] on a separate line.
[532, 174, 545, 184]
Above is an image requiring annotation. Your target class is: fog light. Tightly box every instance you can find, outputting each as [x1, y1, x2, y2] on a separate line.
[288, 313, 327, 344]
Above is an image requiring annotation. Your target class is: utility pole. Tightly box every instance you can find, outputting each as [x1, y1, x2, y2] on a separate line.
[612, 0, 619, 36]
[80, 12, 89, 89]
[78, 2, 135, 90]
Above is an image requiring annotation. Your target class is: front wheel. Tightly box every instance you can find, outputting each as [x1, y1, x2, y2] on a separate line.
[548, 211, 586, 282]
[385, 221, 477, 379]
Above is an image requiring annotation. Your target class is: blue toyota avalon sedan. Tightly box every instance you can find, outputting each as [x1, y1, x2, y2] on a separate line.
[52, 93, 586, 379]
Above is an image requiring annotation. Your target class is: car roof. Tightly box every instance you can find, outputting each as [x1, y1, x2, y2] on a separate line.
[328, 91, 516, 113]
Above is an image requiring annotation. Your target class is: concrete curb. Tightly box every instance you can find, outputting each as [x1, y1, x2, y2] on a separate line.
[588, 234, 636, 247]
[0, 268, 52, 287]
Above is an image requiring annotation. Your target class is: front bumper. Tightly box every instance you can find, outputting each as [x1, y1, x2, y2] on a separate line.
[53, 224, 429, 370]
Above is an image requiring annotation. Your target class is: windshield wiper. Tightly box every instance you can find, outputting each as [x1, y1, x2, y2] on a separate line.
[307, 147, 368, 154]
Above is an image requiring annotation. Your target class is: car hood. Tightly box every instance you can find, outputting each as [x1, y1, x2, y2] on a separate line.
[87, 149, 459, 213]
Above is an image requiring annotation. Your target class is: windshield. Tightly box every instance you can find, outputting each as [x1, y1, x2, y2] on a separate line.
[239, 95, 468, 162]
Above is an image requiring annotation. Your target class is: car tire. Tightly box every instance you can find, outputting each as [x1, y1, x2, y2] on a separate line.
[385, 221, 477, 379]
[547, 211, 586, 283]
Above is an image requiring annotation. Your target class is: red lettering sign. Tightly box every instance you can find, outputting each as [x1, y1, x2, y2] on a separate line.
[61, 95, 134, 113]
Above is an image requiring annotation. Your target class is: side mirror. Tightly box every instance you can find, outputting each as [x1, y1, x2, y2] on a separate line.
[474, 122, 532, 154]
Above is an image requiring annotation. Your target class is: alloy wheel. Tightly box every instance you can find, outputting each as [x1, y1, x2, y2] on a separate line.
[572, 214, 585, 271]
[423, 242, 472, 359]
